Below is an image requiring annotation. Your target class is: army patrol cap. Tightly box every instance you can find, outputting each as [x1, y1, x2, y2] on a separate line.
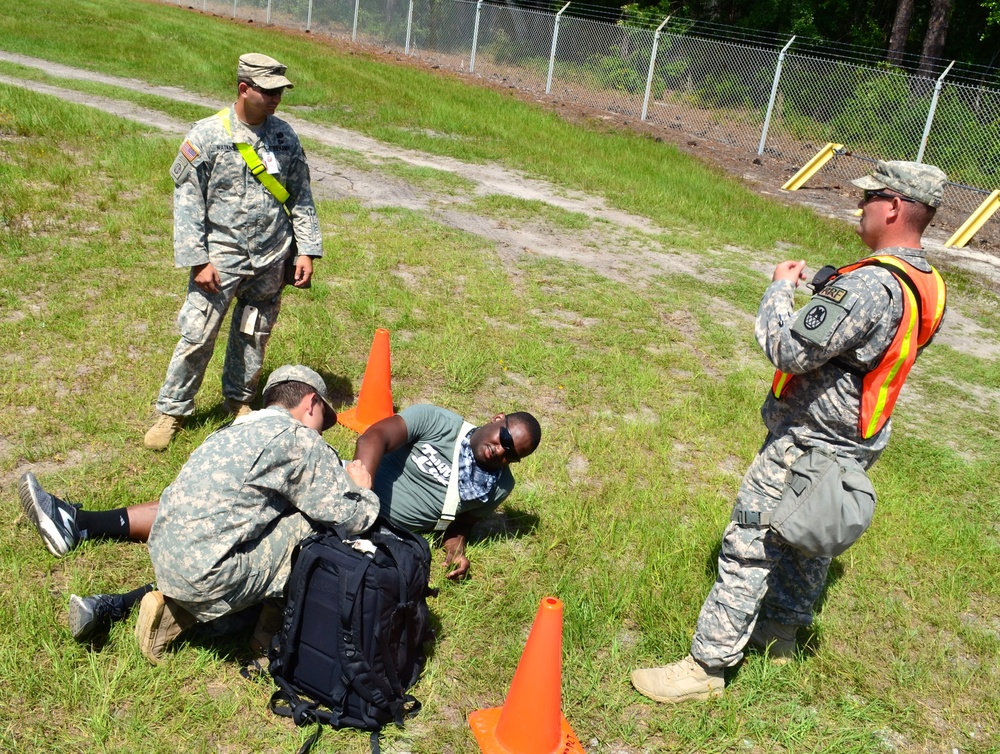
[850, 160, 947, 208]
[263, 365, 336, 430]
[237, 53, 294, 90]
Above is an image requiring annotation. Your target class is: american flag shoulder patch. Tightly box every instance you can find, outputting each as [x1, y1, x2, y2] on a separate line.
[180, 140, 200, 162]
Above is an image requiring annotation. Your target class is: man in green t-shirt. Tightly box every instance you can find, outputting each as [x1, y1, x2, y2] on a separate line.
[355, 404, 541, 580]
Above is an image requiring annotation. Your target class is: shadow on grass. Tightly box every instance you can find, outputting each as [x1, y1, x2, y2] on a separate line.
[454, 505, 541, 546]
[315, 370, 358, 411]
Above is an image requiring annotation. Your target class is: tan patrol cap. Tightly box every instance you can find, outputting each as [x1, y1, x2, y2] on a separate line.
[263, 365, 336, 430]
[850, 160, 947, 208]
[237, 53, 294, 90]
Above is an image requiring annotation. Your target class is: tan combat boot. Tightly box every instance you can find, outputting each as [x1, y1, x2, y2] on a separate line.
[631, 655, 724, 703]
[249, 600, 284, 657]
[144, 413, 182, 450]
[224, 399, 253, 418]
[134, 590, 196, 664]
[748, 619, 798, 664]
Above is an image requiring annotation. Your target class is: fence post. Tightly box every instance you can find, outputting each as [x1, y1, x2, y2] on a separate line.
[757, 35, 795, 157]
[404, 0, 415, 55]
[917, 60, 955, 164]
[470, 0, 484, 72]
[546, 2, 571, 95]
[266, 0, 271, 24]
[351, 0, 360, 39]
[232, 0, 237, 18]
[307, 0, 314, 32]
[641, 16, 670, 121]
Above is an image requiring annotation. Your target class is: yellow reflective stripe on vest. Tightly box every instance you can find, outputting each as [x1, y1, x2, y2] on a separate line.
[871, 254, 947, 342]
[772, 370, 792, 398]
[930, 267, 946, 323]
[216, 108, 290, 205]
[862, 282, 918, 438]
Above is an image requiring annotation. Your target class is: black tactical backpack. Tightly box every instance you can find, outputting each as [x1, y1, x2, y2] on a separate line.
[267, 518, 436, 753]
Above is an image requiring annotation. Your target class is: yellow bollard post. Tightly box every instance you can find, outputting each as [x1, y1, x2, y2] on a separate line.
[781, 143, 845, 191]
[945, 190, 1000, 248]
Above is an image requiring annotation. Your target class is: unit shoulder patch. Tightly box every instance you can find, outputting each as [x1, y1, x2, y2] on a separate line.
[169, 153, 191, 185]
[790, 287, 859, 346]
[817, 284, 849, 304]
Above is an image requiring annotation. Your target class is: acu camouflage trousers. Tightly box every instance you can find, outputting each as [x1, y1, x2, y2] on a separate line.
[171, 508, 315, 623]
[156, 262, 285, 417]
[690, 433, 832, 669]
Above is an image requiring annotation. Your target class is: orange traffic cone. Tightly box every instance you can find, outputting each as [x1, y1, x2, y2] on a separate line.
[468, 597, 586, 754]
[337, 328, 394, 433]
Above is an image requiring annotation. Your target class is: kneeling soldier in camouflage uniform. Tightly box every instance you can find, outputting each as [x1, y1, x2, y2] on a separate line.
[23, 365, 378, 662]
[145, 53, 322, 450]
[631, 161, 948, 702]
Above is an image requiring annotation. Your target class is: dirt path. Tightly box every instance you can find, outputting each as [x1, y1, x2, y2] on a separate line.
[2, 50, 997, 356]
[1, 51, 690, 282]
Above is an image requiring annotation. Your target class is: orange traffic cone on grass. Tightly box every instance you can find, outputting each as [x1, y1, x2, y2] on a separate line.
[468, 597, 586, 754]
[337, 328, 394, 433]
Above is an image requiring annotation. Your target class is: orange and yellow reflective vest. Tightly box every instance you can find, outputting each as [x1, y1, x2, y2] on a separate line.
[771, 255, 946, 439]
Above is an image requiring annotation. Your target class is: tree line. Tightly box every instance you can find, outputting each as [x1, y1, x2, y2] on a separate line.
[509, 0, 1000, 78]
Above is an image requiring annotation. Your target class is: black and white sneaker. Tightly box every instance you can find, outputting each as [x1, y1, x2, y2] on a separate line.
[68, 594, 129, 641]
[18, 471, 82, 557]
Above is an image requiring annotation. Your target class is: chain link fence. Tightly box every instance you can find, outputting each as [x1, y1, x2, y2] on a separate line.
[176, 0, 1000, 231]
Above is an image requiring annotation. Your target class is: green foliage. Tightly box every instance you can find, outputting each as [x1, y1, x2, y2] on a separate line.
[826, 69, 926, 160]
[482, 27, 525, 68]
[586, 51, 665, 97]
[627, 0, 1000, 70]
[921, 86, 1000, 188]
[988, 0, 1000, 27]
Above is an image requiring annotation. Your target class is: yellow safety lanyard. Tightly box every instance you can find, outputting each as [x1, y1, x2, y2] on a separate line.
[216, 108, 290, 206]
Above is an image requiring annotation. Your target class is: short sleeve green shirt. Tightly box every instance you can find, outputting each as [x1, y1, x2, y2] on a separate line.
[372, 404, 515, 531]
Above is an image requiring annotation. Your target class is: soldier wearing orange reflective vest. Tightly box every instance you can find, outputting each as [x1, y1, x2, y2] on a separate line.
[771, 252, 946, 439]
[632, 160, 948, 704]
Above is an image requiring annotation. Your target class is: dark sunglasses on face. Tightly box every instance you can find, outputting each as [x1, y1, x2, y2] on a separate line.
[499, 419, 520, 462]
[863, 189, 915, 204]
[249, 83, 285, 97]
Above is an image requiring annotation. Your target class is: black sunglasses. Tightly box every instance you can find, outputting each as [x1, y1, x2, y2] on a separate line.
[248, 82, 285, 97]
[499, 418, 520, 462]
[863, 189, 915, 204]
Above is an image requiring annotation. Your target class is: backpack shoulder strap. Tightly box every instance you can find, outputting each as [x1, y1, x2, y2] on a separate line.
[337, 553, 407, 723]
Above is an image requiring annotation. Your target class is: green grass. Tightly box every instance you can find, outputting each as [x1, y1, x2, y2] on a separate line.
[469, 194, 594, 229]
[378, 160, 480, 197]
[0, 58, 213, 126]
[1, 3, 999, 753]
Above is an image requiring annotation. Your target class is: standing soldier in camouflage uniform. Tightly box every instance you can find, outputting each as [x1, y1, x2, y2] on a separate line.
[73, 365, 377, 663]
[145, 53, 323, 450]
[631, 161, 948, 702]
